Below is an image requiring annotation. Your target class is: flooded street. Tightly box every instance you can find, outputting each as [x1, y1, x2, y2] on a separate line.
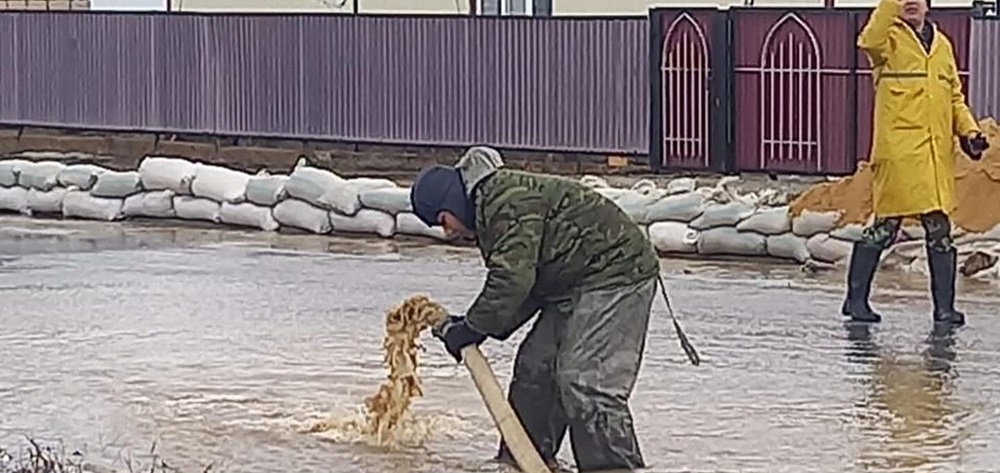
[2, 215, 1000, 473]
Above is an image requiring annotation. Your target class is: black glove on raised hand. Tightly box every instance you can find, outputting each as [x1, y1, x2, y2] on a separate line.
[432, 315, 487, 363]
[960, 133, 990, 161]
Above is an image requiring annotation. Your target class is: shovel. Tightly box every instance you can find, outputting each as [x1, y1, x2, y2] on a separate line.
[452, 342, 551, 473]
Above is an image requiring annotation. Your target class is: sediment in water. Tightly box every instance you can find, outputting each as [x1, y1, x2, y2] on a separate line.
[308, 294, 448, 447]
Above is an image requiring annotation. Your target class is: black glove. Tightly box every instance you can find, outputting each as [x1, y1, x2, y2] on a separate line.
[960, 133, 990, 161]
[432, 315, 487, 363]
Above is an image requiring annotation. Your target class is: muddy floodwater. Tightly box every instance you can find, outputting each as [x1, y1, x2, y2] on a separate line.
[2, 215, 999, 473]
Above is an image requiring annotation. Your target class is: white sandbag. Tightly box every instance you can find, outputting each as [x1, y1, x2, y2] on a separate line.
[122, 191, 177, 218]
[697, 226, 767, 256]
[806, 233, 854, 263]
[359, 187, 412, 215]
[138, 156, 198, 194]
[830, 224, 865, 242]
[18, 161, 66, 191]
[191, 164, 251, 203]
[272, 198, 332, 234]
[26, 187, 68, 214]
[0, 186, 29, 214]
[579, 175, 610, 188]
[791, 210, 841, 237]
[0, 159, 31, 187]
[689, 201, 756, 230]
[613, 190, 663, 224]
[348, 177, 398, 191]
[329, 208, 396, 238]
[665, 177, 696, 195]
[61, 190, 124, 221]
[395, 212, 448, 240]
[283, 163, 361, 215]
[90, 171, 143, 198]
[245, 174, 289, 207]
[56, 164, 108, 191]
[736, 206, 791, 235]
[594, 187, 630, 201]
[956, 224, 1000, 245]
[172, 196, 221, 223]
[630, 179, 658, 194]
[647, 221, 699, 254]
[645, 191, 705, 223]
[766, 233, 811, 263]
[219, 202, 279, 231]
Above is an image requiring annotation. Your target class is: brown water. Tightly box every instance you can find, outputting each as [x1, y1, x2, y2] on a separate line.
[2, 215, 999, 473]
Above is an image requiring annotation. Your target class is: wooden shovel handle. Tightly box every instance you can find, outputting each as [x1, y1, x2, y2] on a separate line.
[460, 345, 551, 473]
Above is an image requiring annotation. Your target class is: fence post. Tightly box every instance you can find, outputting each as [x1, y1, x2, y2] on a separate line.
[647, 8, 665, 173]
[708, 8, 734, 174]
[848, 11, 860, 172]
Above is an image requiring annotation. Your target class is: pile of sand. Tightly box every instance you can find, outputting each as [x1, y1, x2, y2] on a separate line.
[790, 118, 1000, 233]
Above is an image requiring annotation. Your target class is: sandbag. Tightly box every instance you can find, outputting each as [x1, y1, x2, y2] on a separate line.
[736, 206, 791, 235]
[0, 159, 31, 187]
[613, 190, 663, 224]
[329, 208, 396, 238]
[395, 212, 448, 240]
[689, 201, 756, 230]
[18, 161, 66, 191]
[579, 175, 610, 188]
[61, 190, 124, 221]
[792, 210, 840, 237]
[245, 174, 289, 207]
[594, 187, 630, 201]
[0, 186, 29, 214]
[56, 164, 108, 191]
[122, 191, 176, 218]
[358, 187, 412, 215]
[90, 171, 143, 198]
[697, 226, 767, 256]
[830, 224, 865, 242]
[219, 202, 279, 231]
[348, 177, 398, 192]
[806, 233, 854, 263]
[190, 164, 251, 203]
[766, 233, 811, 262]
[956, 224, 1000, 244]
[138, 156, 198, 194]
[172, 196, 221, 223]
[645, 191, 705, 223]
[283, 162, 361, 215]
[26, 187, 68, 214]
[647, 221, 699, 254]
[272, 198, 332, 234]
[665, 177, 696, 195]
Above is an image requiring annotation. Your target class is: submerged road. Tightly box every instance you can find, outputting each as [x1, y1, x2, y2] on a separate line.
[1, 215, 999, 473]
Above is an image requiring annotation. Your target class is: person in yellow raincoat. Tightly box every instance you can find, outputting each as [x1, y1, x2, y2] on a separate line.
[843, 0, 990, 326]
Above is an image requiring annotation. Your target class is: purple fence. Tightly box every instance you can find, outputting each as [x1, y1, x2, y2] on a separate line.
[0, 12, 649, 154]
[969, 16, 1000, 122]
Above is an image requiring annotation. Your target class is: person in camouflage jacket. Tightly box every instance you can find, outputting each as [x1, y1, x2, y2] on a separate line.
[410, 146, 660, 472]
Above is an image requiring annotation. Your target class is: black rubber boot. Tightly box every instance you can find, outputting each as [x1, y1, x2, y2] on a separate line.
[841, 241, 884, 323]
[927, 247, 966, 326]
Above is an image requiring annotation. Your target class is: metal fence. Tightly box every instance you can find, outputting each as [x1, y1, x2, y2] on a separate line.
[649, 6, 975, 176]
[0, 9, 993, 175]
[970, 15, 1000, 121]
[0, 11, 648, 154]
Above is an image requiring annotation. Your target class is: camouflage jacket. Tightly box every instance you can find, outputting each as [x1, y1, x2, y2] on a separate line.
[456, 148, 660, 340]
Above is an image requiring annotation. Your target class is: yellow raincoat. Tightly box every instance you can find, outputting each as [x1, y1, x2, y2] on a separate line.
[858, 0, 981, 218]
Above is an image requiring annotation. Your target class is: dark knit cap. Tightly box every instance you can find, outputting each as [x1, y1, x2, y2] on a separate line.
[410, 165, 476, 230]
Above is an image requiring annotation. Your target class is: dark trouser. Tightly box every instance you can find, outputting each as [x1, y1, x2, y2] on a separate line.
[496, 276, 656, 472]
[844, 210, 963, 324]
[859, 210, 953, 251]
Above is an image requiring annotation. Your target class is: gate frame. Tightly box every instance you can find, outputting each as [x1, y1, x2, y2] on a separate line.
[649, 4, 977, 176]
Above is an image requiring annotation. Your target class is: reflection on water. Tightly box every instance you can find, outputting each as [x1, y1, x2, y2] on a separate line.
[1, 215, 999, 473]
[846, 323, 968, 472]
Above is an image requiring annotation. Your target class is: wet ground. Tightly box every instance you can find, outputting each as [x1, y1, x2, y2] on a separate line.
[2, 214, 999, 473]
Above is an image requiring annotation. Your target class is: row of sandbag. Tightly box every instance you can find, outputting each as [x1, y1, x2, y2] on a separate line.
[584, 175, 1000, 265]
[0, 155, 414, 214]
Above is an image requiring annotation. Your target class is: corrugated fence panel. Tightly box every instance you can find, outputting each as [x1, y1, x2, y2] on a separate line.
[0, 12, 648, 155]
[970, 18, 1000, 120]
